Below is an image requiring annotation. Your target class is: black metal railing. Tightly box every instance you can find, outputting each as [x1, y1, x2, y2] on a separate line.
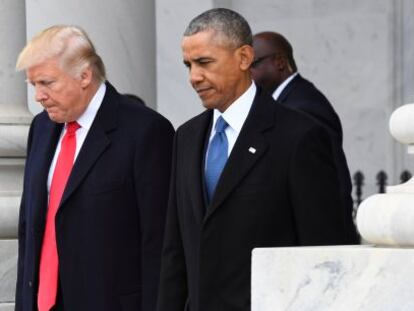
[353, 169, 412, 212]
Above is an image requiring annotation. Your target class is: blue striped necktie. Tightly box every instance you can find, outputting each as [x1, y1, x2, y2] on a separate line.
[205, 116, 229, 202]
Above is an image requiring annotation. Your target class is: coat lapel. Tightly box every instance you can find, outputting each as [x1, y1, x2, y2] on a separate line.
[58, 82, 118, 209]
[187, 110, 212, 224]
[32, 115, 63, 232]
[206, 90, 275, 219]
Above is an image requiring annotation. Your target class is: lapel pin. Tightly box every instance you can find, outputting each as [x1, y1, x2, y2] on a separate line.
[248, 147, 256, 154]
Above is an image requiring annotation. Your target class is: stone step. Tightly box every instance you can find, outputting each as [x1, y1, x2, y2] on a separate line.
[0, 240, 17, 305]
[0, 303, 14, 311]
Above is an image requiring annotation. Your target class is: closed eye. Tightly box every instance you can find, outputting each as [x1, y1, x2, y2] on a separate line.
[196, 58, 213, 66]
[183, 58, 214, 68]
[39, 80, 55, 87]
[28, 80, 56, 88]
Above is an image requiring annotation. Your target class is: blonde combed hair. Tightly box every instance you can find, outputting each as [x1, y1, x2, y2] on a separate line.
[16, 25, 106, 82]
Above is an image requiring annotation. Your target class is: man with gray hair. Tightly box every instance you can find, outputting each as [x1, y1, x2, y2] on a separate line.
[15, 25, 174, 311]
[157, 8, 356, 311]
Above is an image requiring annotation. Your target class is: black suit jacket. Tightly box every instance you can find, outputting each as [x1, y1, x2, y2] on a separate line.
[276, 74, 358, 242]
[157, 89, 357, 311]
[15, 82, 174, 311]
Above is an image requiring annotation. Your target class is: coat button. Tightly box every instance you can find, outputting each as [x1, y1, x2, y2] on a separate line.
[28, 281, 32, 287]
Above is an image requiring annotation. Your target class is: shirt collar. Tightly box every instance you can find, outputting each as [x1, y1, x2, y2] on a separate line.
[212, 81, 257, 134]
[74, 82, 106, 130]
[272, 72, 298, 101]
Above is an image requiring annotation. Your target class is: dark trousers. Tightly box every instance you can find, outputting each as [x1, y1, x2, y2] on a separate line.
[49, 279, 64, 311]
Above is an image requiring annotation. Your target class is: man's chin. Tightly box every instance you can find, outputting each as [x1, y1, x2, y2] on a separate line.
[47, 112, 65, 124]
[200, 100, 231, 113]
[200, 100, 217, 110]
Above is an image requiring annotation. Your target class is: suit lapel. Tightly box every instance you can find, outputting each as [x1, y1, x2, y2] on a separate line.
[206, 90, 275, 219]
[58, 82, 118, 209]
[187, 110, 212, 224]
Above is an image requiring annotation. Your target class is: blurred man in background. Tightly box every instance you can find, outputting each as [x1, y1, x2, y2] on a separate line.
[251, 31, 359, 244]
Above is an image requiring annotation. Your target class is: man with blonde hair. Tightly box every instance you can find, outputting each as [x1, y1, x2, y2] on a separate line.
[15, 25, 174, 311]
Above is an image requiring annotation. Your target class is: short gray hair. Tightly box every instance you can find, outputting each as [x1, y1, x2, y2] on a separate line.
[184, 8, 252, 48]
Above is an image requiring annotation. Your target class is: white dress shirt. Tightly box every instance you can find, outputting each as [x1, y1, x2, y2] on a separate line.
[272, 72, 298, 101]
[47, 83, 106, 192]
[206, 82, 257, 159]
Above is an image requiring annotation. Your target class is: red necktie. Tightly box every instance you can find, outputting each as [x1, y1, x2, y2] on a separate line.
[38, 121, 80, 311]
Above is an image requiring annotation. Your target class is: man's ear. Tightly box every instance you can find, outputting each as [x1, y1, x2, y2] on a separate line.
[275, 56, 287, 72]
[238, 45, 255, 71]
[80, 66, 93, 88]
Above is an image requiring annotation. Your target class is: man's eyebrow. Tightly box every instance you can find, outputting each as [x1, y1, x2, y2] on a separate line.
[25, 79, 37, 85]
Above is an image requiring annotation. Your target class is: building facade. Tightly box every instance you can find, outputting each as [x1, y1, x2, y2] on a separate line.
[0, 1, 413, 309]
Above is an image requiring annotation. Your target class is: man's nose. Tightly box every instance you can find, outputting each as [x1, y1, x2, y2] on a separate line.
[189, 67, 204, 85]
[34, 85, 48, 103]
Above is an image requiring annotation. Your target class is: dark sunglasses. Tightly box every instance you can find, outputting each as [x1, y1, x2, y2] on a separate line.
[251, 53, 278, 68]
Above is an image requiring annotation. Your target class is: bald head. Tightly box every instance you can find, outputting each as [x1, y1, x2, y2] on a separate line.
[250, 31, 297, 92]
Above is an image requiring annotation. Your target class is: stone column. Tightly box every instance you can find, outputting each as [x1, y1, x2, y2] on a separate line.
[0, 1, 32, 310]
[395, 0, 414, 178]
